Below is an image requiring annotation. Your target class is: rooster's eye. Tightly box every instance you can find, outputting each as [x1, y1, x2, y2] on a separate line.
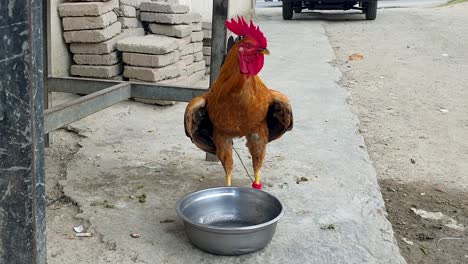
[244, 43, 252, 48]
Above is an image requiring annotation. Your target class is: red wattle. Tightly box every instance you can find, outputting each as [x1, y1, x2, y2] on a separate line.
[252, 182, 262, 189]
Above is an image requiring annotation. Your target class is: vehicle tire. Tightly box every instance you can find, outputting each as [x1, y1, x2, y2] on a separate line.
[365, 0, 377, 20]
[294, 6, 302, 13]
[282, 1, 293, 20]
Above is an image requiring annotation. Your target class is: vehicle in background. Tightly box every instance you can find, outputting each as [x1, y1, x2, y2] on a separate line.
[281, 0, 378, 20]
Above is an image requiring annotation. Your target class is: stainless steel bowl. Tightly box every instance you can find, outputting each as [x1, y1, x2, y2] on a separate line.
[176, 187, 284, 255]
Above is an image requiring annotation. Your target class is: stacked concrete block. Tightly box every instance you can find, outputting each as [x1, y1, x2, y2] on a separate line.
[181, 12, 205, 83]
[116, 0, 154, 32]
[69, 28, 145, 79]
[118, 0, 148, 17]
[114, 0, 144, 30]
[135, 1, 205, 84]
[202, 21, 212, 74]
[58, 1, 118, 17]
[118, 35, 186, 82]
[58, 0, 208, 85]
[69, 28, 145, 54]
[140, 1, 192, 38]
[59, 0, 128, 79]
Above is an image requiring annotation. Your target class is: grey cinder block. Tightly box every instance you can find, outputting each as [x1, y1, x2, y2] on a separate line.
[117, 35, 179, 55]
[122, 50, 180, 67]
[63, 22, 122, 43]
[70, 27, 145, 54]
[71, 63, 123, 78]
[62, 12, 117, 31]
[73, 51, 121, 65]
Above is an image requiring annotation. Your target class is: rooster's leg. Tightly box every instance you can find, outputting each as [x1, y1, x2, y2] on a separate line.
[214, 133, 234, 186]
[246, 125, 268, 189]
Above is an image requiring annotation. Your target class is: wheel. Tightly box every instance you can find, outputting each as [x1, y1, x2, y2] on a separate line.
[282, 1, 293, 20]
[365, 0, 377, 20]
[294, 6, 302, 13]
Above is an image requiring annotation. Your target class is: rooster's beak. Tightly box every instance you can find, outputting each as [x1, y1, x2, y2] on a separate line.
[260, 48, 270, 55]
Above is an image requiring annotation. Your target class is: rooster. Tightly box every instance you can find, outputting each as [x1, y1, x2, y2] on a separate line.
[184, 17, 293, 189]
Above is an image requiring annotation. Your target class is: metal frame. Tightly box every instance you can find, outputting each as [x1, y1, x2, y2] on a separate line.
[44, 0, 229, 135]
[44, 78, 209, 133]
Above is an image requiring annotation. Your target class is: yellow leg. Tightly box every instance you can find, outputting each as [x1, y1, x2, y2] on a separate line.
[226, 173, 232, 186]
[252, 172, 262, 189]
[254, 173, 261, 185]
[213, 132, 233, 187]
[246, 128, 267, 190]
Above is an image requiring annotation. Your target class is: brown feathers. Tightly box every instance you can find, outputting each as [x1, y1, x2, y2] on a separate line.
[184, 28, 292, 187]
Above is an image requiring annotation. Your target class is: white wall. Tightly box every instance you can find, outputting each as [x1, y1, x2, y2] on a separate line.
[49, 0, 71, 77]
[228, 0, 255, 19]
[188, 0, 212, 21]
[180, 0, 255, 21]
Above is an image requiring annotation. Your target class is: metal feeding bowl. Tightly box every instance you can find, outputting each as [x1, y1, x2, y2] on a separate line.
[176, 187, 284, 255]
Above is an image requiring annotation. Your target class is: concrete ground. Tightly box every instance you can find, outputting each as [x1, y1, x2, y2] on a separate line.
[321, 2, 468, 263]
[323, 3, 468, 190]
[45, 6, 405, 264]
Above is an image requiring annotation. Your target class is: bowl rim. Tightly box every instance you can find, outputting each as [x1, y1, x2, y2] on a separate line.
[176, 186, 284, 233]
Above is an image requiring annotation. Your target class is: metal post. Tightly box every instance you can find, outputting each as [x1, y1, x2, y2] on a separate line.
[206, 0, 229, 162]
[43, 0, 52, 147]
[0, 0, 47, 262]
[209, 0, 229, 84]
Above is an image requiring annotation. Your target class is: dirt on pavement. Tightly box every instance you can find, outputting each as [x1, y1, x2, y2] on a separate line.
[45, 129, 142, 263]
[381, 179, 468, 263]
[320, 3, 468, 264]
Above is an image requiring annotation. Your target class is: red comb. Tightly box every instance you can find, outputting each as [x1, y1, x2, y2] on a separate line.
[225, 16, 267, 48]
